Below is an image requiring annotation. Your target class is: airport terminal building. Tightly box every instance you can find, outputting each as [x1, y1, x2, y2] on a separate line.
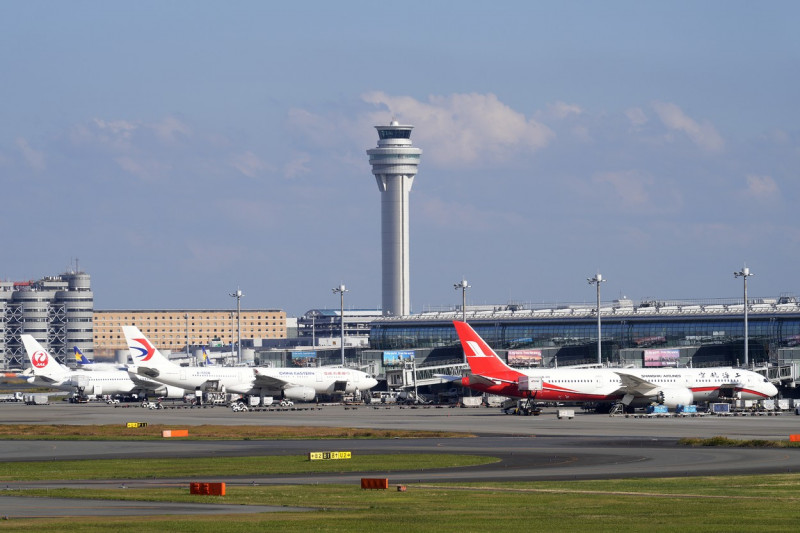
[367, 297, 800, 371]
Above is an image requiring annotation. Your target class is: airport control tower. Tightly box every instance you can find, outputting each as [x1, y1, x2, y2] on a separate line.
[367, 121, 422, 317]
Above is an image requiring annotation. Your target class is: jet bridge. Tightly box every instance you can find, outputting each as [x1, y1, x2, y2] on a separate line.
[754, 363, 799, 387]
[386, 363, 468, 389]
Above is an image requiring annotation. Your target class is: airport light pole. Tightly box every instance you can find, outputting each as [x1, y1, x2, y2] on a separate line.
[734, 266, 754, 367]
[229, 288, 243, 365]
[332, 284, 348, 366]
[454, 279, 470, 322]
[185, 312, 190, 360]
[587, 273, 606, 365]
[229, 312, 234, 363]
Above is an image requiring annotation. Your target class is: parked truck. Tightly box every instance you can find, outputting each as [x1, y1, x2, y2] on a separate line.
[24, 394, 49, 405]
[0, 392, 23, 402]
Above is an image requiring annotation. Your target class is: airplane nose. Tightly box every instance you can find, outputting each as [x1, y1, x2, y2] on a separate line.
[768, 382, 779, 397]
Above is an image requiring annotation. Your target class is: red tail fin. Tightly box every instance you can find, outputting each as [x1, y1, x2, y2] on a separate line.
[453, 321, 515, 376]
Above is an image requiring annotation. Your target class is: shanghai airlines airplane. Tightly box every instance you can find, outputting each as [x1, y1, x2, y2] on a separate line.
[21, 336, 186, 399]
[123, 326, 378, 401]
[453, 321, 778, 408]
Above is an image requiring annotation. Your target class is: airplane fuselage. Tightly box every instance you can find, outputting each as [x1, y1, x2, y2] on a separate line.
[28, 370, 139, 397]
[461, 366, 775, 405]
[133, 365, 376, 396]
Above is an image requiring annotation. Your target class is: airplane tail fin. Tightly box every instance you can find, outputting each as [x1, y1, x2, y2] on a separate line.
[74, 346, 91, 365]
[202, 346, 213, 366]
[122, 326, 174, 371]
[21, 335, 69, 380]
[453, 321, 516, 376]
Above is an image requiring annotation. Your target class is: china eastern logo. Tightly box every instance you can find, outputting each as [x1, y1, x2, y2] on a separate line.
[132, 338, 156, 361]
[31, 350, 49, 368]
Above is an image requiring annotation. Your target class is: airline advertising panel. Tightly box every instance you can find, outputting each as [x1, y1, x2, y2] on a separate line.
[644, 349, 680, 367]
[291, 351, 317, 367]
[383, 350, 415, 367]
[508, 349, 542, 367]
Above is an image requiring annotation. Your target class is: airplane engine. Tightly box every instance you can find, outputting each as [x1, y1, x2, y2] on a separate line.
[657, 387, 694, 408]
[283, 386, 316, 402]
[155, 385, 185, 399]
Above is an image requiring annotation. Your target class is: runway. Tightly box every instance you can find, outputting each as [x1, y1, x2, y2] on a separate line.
[2, 401, 800, 518]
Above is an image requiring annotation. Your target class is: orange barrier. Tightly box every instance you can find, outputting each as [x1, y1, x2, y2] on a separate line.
[162, 429, 189, 438]
[790, 434, 800, 442]
[190, 482, 226, 496]
[360, 478, 389, 490]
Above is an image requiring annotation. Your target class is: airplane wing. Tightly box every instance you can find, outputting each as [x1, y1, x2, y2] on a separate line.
[466, 374, 515, 387]
[252, 369, 289, 389]
[613, 372, 660, 396]
[433, 374, 462, 383]
[33, 375, 59, 384]
[128, 372, 161, 388]
[128, 365, 160, 379]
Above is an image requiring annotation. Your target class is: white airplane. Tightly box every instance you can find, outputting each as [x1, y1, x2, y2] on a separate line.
[21, 335, 186, 399]
[452, 320, 778, 409]
[73, 346, 127, 371]
[123, 326, 378, 401]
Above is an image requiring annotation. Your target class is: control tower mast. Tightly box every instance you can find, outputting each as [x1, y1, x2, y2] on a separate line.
[366, 121, 422, 317]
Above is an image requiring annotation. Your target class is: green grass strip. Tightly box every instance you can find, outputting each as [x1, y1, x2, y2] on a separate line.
[5, 473, 800, 532]
[0, 453, 496, 481]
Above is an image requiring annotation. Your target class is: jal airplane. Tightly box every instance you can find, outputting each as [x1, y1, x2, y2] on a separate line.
[123, 326, 378, 401]
[21, 335, 187, 399]
[452, 320, 778, 409]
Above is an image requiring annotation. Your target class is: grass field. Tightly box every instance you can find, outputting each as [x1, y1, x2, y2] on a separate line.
[0, 453, 496, 481]
[2, 424, 800, 531]
[0, 423, 470, 440]
[4, 472, 800, 532]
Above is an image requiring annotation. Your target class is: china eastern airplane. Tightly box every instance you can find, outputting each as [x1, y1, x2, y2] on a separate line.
[123, 326, 378, 401]
[21, 335, 186, 399]
[452, 321, 778, 409]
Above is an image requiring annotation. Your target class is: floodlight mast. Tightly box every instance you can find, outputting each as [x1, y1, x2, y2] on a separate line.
[454, 279, 470, 323]
[332, 284, 348, 366]
[587, 273, 606, 365]
[734, 266, 754, 367]
[229, 288, 243, 364]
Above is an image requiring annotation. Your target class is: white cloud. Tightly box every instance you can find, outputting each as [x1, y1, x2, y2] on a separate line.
[625, 107, 648, 128]
[593, 170, 653, 208]
[361, 91, 555, 167]
[283, 153, 311, 179]
[547, 101, 583, 119]
[231, 151, 270, 178]
[93, 118, 137, 136]
[652, 101, 724, 153]
[588, 170, 684, 215]
[743, 174, 779, 199]
[15, 138, 46, 171]
[151, 116, 191, 144]
[115, 155, 170, 181]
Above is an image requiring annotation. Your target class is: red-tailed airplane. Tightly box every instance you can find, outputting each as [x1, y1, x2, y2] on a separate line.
[453, 320, 777, 409]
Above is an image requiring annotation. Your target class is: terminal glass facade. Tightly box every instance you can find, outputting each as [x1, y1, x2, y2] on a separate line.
[370, 313, 800, 366]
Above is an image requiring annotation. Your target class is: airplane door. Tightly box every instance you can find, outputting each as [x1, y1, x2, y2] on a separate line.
[595, 375, 603, 391]
[180, 369, 187, 381]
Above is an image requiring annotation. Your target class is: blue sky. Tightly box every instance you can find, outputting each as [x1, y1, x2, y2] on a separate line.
[2, 1, 798, 316]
